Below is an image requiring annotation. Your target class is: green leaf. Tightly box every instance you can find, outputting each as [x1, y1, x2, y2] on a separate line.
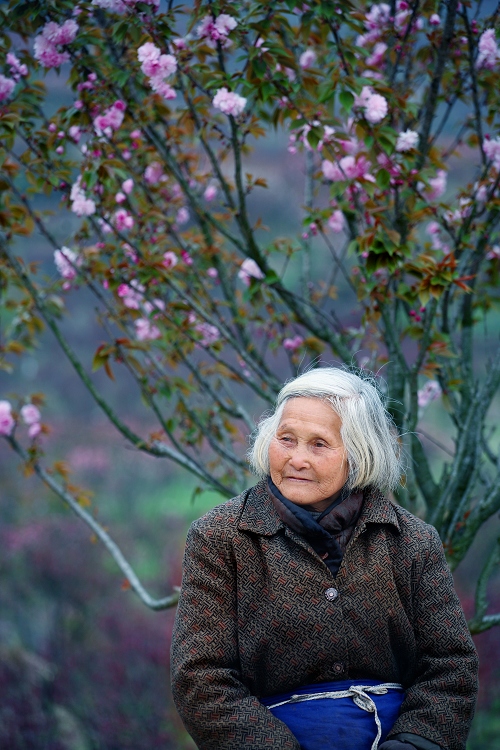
[376, 169, 390, 190]
[339, 91, 355, 112]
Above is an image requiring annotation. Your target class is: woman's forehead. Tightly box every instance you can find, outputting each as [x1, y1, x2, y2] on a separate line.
[279, 398, 341, 431]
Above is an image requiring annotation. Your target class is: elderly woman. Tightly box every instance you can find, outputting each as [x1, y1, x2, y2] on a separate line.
[171, 368, 478, 750]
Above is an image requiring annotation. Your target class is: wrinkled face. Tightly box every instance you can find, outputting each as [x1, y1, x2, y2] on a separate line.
[268, 397, 348, 512]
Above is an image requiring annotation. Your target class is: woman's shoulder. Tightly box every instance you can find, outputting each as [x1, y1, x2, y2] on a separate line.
[189, 482, 263, 539]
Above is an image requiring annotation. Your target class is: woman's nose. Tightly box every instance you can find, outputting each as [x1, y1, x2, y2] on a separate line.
[287, 444, 310, 468]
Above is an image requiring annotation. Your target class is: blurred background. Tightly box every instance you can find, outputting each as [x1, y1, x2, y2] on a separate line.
[1, 55, 500, 750]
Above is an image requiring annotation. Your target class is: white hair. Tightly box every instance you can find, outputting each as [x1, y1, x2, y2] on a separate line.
[249, 367, 402, 492]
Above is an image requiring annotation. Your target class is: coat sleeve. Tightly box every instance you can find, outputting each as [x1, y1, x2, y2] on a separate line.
[170, 521, 301, 750]
[387, 526, 479, 750]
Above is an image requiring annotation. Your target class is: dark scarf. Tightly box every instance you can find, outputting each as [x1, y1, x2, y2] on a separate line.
[267, 476, 364, 576]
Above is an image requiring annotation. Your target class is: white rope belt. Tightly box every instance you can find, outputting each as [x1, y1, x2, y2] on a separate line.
[266, 682, 404, 750]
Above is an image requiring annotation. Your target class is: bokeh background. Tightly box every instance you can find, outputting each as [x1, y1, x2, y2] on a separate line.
[1, 38, 500, 750]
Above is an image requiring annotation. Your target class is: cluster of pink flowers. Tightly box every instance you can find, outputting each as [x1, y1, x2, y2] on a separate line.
[417, 380, 442, 409]
[54, 247, 81, 286]
[238, 258, 264, 285]
[355, 86, 388, 124]
[420, 169, 447, 201]
[283, 335, 304, 352]
[487, 245, 500, 260]
[113, 208, 134, 231]
[366, 42, 387, 68]
[396, 129, 419, 152]
[484, 137, 500, 169]
[33, 19, 78, 68]
[21, 403, 42, 439]
[322, 154, 374, 183]
[328, 209, 346, 233]
[92, 0, 159, 10]
[357, 2, 424, 49]
[135, 318, 161, 341]
[476, 29, 499, 70]
[117, 281, 144, 309]
[204, 185, 217, 202]
[70, 176, 96, 217]
[426, 222, 449, 253]
[299, 49, 317, 68]
[7, 51, 28, 79]
[288, 122, 335, 154]
[137, 42, 177, 100]
[0, 74, 15, 103]
[196, 14, 237, 48]
[0, 401, 15, 436]
[93, 100, 126, 137]
[144, 161, 166, 185]
[195, 322, 220, 347]
[212, 87, 246, 117]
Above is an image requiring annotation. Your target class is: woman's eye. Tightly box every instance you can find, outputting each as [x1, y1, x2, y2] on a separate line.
[314, 442, 327, 448]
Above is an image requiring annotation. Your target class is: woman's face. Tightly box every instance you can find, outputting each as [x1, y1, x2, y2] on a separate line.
[268, 397, 348, 512]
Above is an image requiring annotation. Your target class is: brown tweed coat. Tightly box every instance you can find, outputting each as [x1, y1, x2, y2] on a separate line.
[170, 481, 478, 750]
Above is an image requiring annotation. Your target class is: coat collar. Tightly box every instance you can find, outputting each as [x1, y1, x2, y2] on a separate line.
[237, 481, 400, 537]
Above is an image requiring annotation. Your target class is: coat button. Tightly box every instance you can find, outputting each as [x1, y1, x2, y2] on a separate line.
[333, 662, 344, 674]
[325, 587, 338, 601]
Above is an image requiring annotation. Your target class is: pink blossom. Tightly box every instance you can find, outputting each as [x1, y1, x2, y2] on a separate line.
[6, 52, 28, 78]
[48, 123, 57, 133]
[33, 20, 78, 68]
[322, 155, 374, 182]
[426, 221, 441, 235]
[115, 191, 126, 203]
[396, 129, 419, 152]
[142, 53, 177, 79]
[207, 267, 218, 278]
[204, 185, 217, 201]
[117, 282, 144, 309]
[113, 209, 134, 230]
[162, 251, 178, 269]
[172, 37, 187, 50]
[28, 422, 42, 439]
[176, 207, 189, 225]
[93, 101, 125, 136]
[70, 178, 97, 216]
[0, 74, 15, 102]
[74, 99, 83, 110]
[283, 335, 304, 352]
[197, 14, 237, 48]
[212, 87, 246, 116]
[484, 137, 500, 169]
[135, 318, 161, 341]
[138, 42, 160, 64]
[366, 42, 387, 67]
[0, 401, 15, 436]
[238, 258, 264, 285]
[429, 13, 441, 26]
[144, 161, 166, 184]
[328, 209, 346, 233]
[487, 245, 500, 260]
[68, 125, 81, 142]
[418, 380, 442, 409]
[365, 3, 391, 30]
[121, 178, 133, 194]
[54, 247, 80, 280]
[195, 322, 220, 346]
[299, 49, 317, 68]
[364, 92, 388, 123]
[424, 169, 447, 201]
[56, 145, 64, 155]
[476, 29, 499, 70]
[21, 404, 41, 425]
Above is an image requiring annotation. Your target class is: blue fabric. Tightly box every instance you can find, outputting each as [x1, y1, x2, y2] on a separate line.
[261, 679, 405, 750]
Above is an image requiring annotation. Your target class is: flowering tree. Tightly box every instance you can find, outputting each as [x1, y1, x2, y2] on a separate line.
[1, 0, 500, 630]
